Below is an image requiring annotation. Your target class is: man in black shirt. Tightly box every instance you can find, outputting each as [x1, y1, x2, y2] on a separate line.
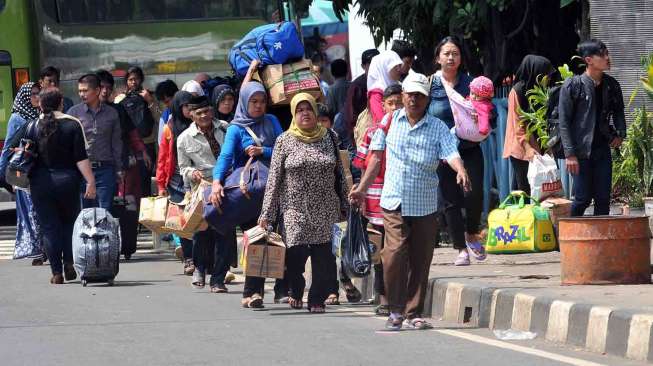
[558, 39, 626, 216]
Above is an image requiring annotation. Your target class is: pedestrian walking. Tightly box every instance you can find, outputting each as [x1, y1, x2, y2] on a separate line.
[211, 84, 236, 123]
[96, 69, 150, 260]
[259, 93, 347, 313]
[327, 59, 350, 116]
[559, 39, 626, 216]
[0, 82, 44, 264]
[67, 74, 123, 210]
[350, 73, 470, 330]
[503, 55, 554, 194]
[117, 66, 157, 198]
[343, 49, 379, 134]
[427, 36, 485, 266]
[24, 88, 96, 284]
[367, 51, 403, 124]
[209, 81, 283, 309]
[177, 95, 233, 292]
[351, 83, 404, 315]
[157, 91, 195, 275]
[38, 66, 74, 112]
[155, 80, 179, 146]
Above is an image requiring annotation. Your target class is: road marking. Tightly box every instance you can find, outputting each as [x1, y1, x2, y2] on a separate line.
[434, 329, 606, 366]
[332, 305, 606, 366]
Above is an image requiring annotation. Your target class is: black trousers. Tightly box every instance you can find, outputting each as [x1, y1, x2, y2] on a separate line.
[192, 228, 234, 286]
[437, 145, 484, 249]
[510, 156, 531, 195]
[30, 167, 82, 275]
[286, 243, 337, 306]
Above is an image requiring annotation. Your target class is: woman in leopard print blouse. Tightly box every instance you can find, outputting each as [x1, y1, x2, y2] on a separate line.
[259, 93, 349, 313]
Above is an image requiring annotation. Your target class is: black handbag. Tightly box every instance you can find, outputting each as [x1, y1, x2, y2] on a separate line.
[5, 121, 38, 189]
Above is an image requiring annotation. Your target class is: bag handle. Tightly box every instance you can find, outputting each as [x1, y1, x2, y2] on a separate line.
[244, 126, 263, 147]
[239, 156, 255, 199]
[499, 190, 538, 209]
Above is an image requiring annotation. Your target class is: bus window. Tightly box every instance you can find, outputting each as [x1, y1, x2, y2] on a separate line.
[0, 1, 5, 12]
[0, 51, 10, 66]
[55, 0, 273, 23]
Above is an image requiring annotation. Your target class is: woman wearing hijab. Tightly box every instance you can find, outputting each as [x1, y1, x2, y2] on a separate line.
[0, 82, 45, 265]
[367, 50, 404, 124]
[503, 55, 555, 193]
[156, 91, 195, 275]
[259, 93, 348, 313]
[210, 81, 283, 309]
[211, 85, 236, 122]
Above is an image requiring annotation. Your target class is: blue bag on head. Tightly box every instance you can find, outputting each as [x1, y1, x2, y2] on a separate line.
[229, 22, 304, 77]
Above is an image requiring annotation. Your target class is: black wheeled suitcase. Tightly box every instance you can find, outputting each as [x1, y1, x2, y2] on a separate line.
[72, 207, 122, 286]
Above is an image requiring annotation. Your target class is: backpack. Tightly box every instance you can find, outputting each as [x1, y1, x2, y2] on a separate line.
[229, 22, 304, 77]
[545, 76, 582, 159]
[120, 92, 155, 138]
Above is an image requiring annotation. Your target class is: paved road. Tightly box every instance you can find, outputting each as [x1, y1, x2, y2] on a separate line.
[0, 251, 647, 366]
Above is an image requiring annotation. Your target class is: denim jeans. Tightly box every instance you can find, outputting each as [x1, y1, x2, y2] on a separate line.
[81, 165, 116, 210]
[571, 146, 612, 217]
[31, 168, 81, 275]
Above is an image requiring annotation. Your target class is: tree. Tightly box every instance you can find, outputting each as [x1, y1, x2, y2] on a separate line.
[316, 0, 583, 82]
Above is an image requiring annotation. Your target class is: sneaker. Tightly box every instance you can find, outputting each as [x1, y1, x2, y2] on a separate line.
[466, 241, 487, 261]
[224, 271, 236, 284]
[454, 250, 471, 266]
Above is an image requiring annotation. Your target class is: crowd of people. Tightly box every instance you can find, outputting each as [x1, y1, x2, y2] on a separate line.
[2, 35, 625, 330]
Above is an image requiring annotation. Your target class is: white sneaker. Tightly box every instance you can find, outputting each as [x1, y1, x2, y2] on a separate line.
[454, 250, 471, 266]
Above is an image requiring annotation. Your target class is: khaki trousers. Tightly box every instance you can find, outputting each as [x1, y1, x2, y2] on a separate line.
[382, 209, 438, 319]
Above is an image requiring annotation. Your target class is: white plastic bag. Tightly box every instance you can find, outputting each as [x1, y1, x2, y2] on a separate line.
[527, 154, 563, 201]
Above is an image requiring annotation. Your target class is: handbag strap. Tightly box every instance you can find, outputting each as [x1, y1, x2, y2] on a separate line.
[327, 129, 345, 201]
[239, 156, 255, 198]
[244, 126, 263, 147]
[499, 190, 538, 209]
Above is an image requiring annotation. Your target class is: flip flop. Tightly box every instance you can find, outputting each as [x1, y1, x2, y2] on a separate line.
[403, 318, 434, 330]
[385, 314, 404, 331]
[325, 294, 340, 305]
[289, 297, 304, 309]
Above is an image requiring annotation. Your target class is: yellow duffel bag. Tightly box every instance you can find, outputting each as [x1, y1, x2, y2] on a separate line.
[486, 191, 556, 254]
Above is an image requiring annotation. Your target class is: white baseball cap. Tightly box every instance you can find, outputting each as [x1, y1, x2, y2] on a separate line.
[402, 72, 429, 96]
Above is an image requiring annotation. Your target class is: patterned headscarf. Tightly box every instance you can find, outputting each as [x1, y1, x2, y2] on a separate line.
[12, 82, 40, 121]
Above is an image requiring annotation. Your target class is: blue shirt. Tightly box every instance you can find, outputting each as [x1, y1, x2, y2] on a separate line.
[0, 113, 29, 181]
[213, 114, 283, 183]
[369, 109, 460, 217]
[427, 72, 472, 129]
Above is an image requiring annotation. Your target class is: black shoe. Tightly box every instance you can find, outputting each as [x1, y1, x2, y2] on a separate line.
[64, 264, 77, 281]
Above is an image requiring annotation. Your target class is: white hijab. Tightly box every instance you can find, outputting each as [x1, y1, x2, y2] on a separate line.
[366, 50, 403, 91]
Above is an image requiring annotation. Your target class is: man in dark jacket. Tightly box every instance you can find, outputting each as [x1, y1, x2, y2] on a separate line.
[558, 39, 626, 216]
[343, 49, 380, 135]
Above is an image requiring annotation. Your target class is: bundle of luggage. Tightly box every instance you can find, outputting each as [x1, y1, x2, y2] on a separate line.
[229, 21, 323, 105]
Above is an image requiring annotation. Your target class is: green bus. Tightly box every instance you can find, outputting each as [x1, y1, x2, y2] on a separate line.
[0, 0, 284, 144]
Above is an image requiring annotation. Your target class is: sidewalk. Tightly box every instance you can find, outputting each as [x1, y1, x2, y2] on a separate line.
[415, 247, 653, 363]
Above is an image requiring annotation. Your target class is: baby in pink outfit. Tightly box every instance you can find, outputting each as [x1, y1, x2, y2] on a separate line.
[469, 76, 494, 135]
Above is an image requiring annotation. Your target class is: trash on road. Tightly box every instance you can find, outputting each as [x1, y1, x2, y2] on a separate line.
[493, 329, 538, 340]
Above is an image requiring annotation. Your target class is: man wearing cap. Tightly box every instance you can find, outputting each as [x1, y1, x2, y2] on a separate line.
[558, 39, 626, 217]
[350, 73, 469, 331]
[177, 95, 232, 292]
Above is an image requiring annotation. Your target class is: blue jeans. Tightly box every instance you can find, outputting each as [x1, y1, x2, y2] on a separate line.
[30, 168, 81, 275]
[81, 165, 116, 210]
[571, 146, 612, 216]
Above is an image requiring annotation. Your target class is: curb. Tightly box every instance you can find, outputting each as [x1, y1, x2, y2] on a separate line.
[424, 278, 653, 362]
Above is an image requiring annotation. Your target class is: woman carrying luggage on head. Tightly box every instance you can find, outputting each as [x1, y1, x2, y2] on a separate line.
[209, 80, 283, 309]
[157, 91, 195, 275]
[22, 88, 96, 284]
[258, 93, 348, 313]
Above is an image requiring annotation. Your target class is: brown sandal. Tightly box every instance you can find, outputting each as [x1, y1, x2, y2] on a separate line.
[248, 293, 264, 308]
[50, 273, 64, 284]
